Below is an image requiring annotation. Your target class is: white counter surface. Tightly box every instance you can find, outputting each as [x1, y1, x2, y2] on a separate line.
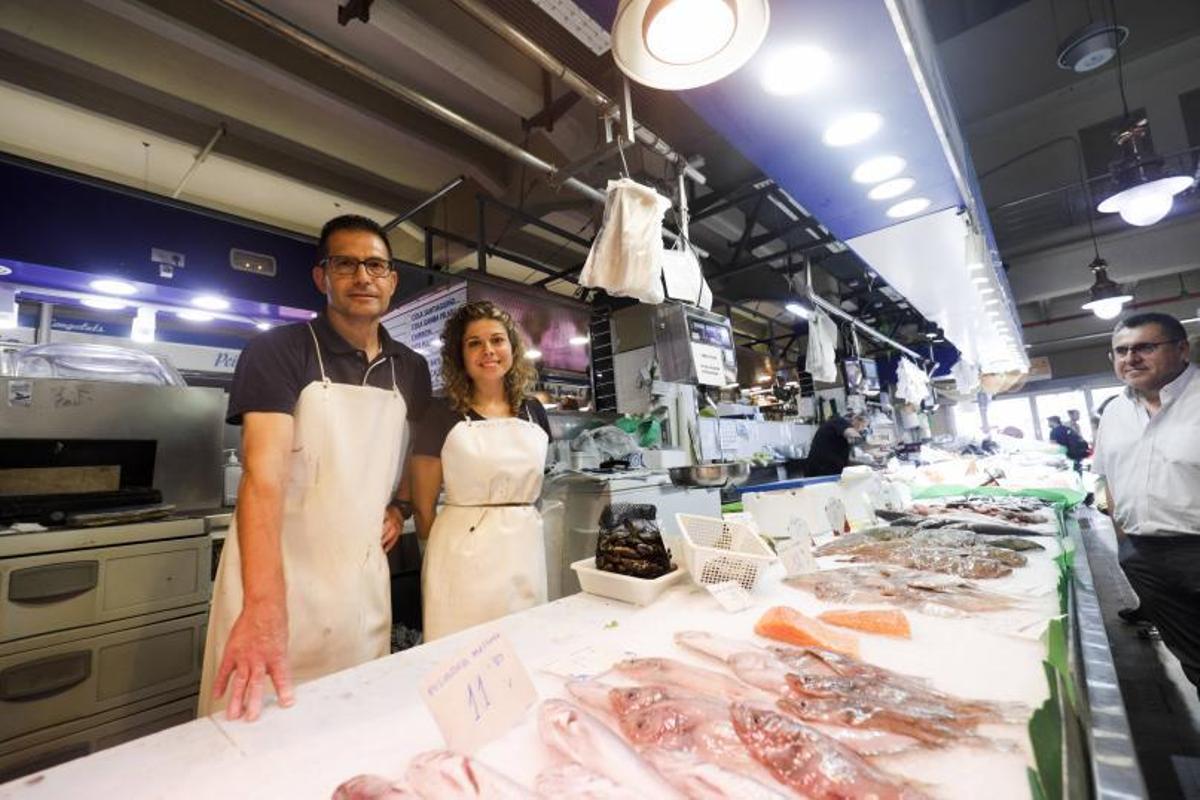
[1, 540, 1061, 799]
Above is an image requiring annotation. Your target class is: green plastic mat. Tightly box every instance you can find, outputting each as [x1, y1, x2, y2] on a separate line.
[910, 484, 1086, 510]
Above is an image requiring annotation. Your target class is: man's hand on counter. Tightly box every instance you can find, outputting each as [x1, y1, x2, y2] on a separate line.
[214, 598, 294, 722]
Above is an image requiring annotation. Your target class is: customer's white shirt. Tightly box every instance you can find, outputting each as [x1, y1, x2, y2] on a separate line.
[1093, 364, 1200, 536]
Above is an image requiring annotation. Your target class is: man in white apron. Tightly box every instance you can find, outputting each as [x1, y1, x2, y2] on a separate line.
[199, 215, 431, 720]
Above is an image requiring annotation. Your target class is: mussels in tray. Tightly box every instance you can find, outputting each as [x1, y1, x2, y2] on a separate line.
[595, 503, 675, 579]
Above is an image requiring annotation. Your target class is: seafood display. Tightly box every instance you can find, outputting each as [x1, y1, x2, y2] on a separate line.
[754, 606, 861, 656]
[595, 503, 674, 579]
[816, 608, 911, 638]
[405, 751, 536, 799]
[785, 565, 1021, 616]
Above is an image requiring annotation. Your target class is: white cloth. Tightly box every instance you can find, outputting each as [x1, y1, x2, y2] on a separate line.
[199, 325, 406, 715]
[1093, 364, 1200, 536]
[659, 243, 712, 310]
[951, 358, 980, 395]
[422, 413, 550, 640]
[895, 358, 931, 405]
[805, 309, 838, 383]
[580, 178, 671, 304]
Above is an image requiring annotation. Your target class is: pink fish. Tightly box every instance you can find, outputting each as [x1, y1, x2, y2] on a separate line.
[640, 747, 791, 800]
[673, 631, 767, 662]
[331, 774, 416, 799]
[404, 751, 535, 799]
[611, 657, 773, 703]
[730, 704, 931, 800]
[534, 763, 641, 800]
[538, 700, 684, 798]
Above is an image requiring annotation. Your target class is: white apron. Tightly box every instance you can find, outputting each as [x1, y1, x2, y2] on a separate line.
[422, 411, 549, 641]
[199, 324, 407, 715]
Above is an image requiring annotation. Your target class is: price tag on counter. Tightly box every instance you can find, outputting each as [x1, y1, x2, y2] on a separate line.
[705, 580, 754, 613]
[419, 630, 537, 754]
[777, 519, 817, 577]
[825, 497, 848, 533]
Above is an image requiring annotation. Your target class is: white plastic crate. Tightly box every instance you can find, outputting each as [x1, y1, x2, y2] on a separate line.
[675, 513, 778, 592]
[570, 558, 686, 606]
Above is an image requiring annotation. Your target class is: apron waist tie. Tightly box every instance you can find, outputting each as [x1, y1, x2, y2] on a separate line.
[445, 502, 536, 508]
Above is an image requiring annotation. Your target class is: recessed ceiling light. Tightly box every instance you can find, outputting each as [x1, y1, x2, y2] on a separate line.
[255, 321, 272, 331]
[823, 112, 883, 147]
[178, 309, 214, 322]
[760, 44, 832, 96]
[885, 197, 931, 218]
[90, 278, 137, 296]
[0, 265, 12, 276]
[968, 261, 986, 272]
[193, 294, 230, 311]
[867, 177, 914, 200]
[980, 287, 997, 295]
[972, 276, 991, 284]
[852, 155, 906, 184]
[525, 348, 543, 360]
[81, 296, 127, 311]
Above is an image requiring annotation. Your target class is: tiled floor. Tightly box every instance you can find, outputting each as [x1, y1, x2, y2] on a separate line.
[1081, 519, 1200, 800]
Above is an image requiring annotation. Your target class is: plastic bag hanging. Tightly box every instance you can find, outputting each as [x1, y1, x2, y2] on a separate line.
[659, 237, 712, 309]
[580, 178, 672, 304]
[805, 308, 838, 383]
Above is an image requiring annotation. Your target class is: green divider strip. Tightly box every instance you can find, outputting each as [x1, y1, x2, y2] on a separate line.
[1029, 661, 1064, 800]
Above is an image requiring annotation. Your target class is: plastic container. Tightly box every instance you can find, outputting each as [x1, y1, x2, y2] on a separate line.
[14, 343, 186, 386]
[675, 513, 778, 592]
[222, 450, 242, 507]
[570, 557, 685, 605]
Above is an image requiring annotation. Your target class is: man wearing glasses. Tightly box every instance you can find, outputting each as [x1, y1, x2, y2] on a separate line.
[1093, 312, 1199, 696]
[199, 215, 431, 720]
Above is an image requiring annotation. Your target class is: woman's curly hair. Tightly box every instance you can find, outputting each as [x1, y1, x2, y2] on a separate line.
[440, 300, 538, 414]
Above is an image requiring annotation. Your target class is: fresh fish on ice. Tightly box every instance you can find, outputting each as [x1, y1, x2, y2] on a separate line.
[612, 657, 773, 703]
[404, 751, 536, 799]
[730, 703, 931, 800]
[640, 747, 792, 800]
[674, 631, 767, 662]
[537, 699, 684, 798]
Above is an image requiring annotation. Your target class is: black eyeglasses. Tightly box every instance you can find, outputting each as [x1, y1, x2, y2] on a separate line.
[1107, 340, 1182, 360]
[321, 256, 393, 278]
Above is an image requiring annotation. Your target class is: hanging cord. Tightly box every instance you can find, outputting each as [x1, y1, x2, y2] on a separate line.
[1107, 0, 1130, 119]
[615, 132, 632, 179]
[1049, 0, 1062, 45]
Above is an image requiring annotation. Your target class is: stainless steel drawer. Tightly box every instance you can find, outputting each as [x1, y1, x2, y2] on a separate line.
[0, 695, 196, 784]
[0, 610, 206, 742]
[1, 535, 211, 643]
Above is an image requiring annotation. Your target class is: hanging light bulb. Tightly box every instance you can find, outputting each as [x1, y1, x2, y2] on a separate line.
[1096, 118, 1195, 227]
[1080, 258, 1132, 320]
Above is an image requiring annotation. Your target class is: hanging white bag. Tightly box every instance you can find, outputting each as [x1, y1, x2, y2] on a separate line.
[805, 308, 838, 383]
[580, 178, 671, 304]
[659, 238, 713, 310]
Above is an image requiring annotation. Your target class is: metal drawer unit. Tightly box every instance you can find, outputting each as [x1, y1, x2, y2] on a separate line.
[1, 534, 211, 643]
[0, 607, 207, 742]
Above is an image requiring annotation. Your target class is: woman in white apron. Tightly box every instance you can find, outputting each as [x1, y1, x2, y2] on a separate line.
[412, 301, 551, 641]
[199, 323, 407, 714]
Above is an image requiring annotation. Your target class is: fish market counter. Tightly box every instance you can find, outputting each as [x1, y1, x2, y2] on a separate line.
[1, 534, 1067, 799]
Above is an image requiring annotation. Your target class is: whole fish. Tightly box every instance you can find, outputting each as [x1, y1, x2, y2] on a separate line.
[404, 751, 535, 799]
[640, 747, 792, 800]
[611, 657, 773, 703]
[534, 763, 641, 800]
[537, 699, 684, 798]
[331, 775, 416, 800]
[790, 672, 1028, 725]
[730, 704, 930, 800]
[674, 631, 767, 662]
[778, 693, 963, 746]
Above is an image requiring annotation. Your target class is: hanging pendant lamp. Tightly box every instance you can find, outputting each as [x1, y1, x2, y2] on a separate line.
[1080, 258, 1132, 320]
[611, 0, 770, 90]
[1096, 118, 1193, 227]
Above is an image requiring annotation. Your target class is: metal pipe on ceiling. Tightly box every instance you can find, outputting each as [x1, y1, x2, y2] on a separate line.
[171, 124, 225, 199]
[446, 0, 706, 185]
[382, 175, 465, 232]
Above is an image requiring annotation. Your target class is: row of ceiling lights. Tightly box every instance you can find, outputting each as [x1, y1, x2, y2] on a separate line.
[90, 278, 272, 329]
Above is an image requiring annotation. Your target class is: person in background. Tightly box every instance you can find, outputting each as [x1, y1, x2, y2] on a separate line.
[1067, 408, 1083, 436]
[1047, 415, 1088, 471]
[199, 215, 432, 721]
[411, 301, 551, 640]
[805, 413, 868, 477]
[1093, 312, 1199, 696]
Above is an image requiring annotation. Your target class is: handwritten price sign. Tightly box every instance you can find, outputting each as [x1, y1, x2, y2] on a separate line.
[420, 631, 537, 753]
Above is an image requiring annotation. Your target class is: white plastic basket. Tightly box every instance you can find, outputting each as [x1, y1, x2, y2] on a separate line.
[571, 558, 686, 606]
[675, 513, 779, 592]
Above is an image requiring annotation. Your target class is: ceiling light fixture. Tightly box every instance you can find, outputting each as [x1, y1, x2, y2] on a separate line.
[852, 155, 906, 184]
[885, 197, 931, 218]
[569, 335, 590, 346]
[1081, 257, 1132, 320]
[255, 321, 272, 331]
[613, 0, 770, 90]
[0, 265, 12, 276]
[785, 301, 811, 319]
[525, 348, 543, 360]
[90, 278, 138, 296]
[1054, 8, 1128, 74]
[867, 177, 914, 200]
[193, 294, 230, 311]
[823, 112, 883, 147]
[81, 296, 127, 311]
[760, 44, 831, 96]
[178, 309, 214, 322]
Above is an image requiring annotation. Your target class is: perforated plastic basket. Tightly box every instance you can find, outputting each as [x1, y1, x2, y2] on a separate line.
[675, 513, 778, 592]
